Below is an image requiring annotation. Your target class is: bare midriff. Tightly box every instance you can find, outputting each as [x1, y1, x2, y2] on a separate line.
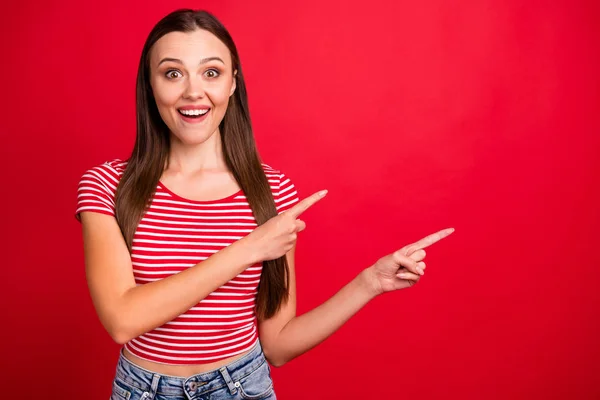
[122, 347, 253, 378]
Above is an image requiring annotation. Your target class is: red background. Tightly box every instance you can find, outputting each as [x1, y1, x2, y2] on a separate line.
[2, 0, 599, 399]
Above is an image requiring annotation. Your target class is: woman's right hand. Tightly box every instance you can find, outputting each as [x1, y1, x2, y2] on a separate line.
[243, 190, 328, 262]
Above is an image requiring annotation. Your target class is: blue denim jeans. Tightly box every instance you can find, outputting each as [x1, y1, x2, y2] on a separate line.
[110, 340, 276, 400]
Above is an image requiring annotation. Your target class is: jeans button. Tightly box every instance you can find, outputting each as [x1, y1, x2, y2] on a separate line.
[190, 382, 198, 390]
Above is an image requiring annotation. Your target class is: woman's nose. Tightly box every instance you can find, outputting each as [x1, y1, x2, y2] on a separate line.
[183, 75, 206, 100]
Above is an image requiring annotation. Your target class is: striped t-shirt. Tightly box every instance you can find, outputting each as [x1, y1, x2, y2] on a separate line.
[75, 159, 299, 365]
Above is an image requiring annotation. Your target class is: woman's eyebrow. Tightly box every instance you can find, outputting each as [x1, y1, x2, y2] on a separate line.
[157, 56, 226, 67]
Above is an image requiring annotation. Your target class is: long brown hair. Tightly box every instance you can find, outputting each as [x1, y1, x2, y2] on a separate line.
[114, 9, 289, 319]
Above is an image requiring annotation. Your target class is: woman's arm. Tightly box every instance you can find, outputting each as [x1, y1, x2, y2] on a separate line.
[258, 246, 377, 367]
[258, 228, 454, 367]
[81, 211, 258, 344]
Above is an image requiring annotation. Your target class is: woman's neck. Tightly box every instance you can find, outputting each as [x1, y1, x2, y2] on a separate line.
[166, 129, 228, 174]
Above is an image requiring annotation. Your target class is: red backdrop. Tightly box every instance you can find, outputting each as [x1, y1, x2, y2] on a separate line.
[2, 0, 599, 399]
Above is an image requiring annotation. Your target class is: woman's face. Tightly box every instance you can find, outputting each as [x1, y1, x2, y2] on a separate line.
[149, 29, 236, 146]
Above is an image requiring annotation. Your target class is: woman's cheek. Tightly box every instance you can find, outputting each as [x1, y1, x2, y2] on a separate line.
[204, 89, 224, 105]
[162, 84, 184, 105]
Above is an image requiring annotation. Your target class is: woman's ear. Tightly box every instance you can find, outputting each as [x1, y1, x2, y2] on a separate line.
[230, 70, 237, 96]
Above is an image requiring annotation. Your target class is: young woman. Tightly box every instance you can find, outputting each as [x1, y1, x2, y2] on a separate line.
[75, 9, 454, 400]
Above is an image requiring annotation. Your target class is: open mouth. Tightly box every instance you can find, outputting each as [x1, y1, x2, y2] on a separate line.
[178, 108, 210, 119]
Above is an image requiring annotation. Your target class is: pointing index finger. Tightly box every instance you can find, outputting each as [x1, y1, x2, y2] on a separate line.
[287, 190, 328, 219]
[405, 228, 455, 254]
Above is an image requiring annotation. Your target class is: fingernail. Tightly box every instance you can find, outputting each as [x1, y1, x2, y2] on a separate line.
[417, 267, 424, 275]
[319, 190, 328, 197]
[397, 273, 409, 279]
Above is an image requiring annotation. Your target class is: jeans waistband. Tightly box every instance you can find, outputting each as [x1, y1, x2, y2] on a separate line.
[115, 340, 265, 397]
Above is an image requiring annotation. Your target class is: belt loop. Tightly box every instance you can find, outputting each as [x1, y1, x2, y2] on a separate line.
[219, 367, 237, 395]
[150, 374, 160, 398]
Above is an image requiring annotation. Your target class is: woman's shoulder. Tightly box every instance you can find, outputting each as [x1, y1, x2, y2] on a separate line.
[94, 158, 128, 175]
[260, 163, 291, 179]
[260, 163, 297, 189]
[260, 163, 299, 211]
[77, 158, 129, 193]
[75, 158, 128, 220]
[81, 158, 128, 180]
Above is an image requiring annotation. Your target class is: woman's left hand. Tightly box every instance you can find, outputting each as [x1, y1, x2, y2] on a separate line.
[364, 228, 455, 296]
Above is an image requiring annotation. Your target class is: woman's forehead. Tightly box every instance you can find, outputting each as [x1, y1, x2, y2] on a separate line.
[150, 29, 232, 67]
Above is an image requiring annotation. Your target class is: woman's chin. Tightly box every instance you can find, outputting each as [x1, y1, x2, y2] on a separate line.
[170, 128, 219, 146]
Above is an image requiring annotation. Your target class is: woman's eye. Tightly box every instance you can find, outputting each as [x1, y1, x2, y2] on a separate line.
[205, 69, 220, 78]
[166, 70, 182, 79]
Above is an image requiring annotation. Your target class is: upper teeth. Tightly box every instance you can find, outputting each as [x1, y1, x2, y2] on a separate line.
[180, 109, 209, 116]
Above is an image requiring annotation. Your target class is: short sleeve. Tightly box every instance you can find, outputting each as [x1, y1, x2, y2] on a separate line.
[275, 172, 300, 214]
[74, 162, 120, 222]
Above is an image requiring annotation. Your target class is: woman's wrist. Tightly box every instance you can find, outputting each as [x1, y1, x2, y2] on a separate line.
[234, 234, 262, 266]
[360, 267, 383, 298]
